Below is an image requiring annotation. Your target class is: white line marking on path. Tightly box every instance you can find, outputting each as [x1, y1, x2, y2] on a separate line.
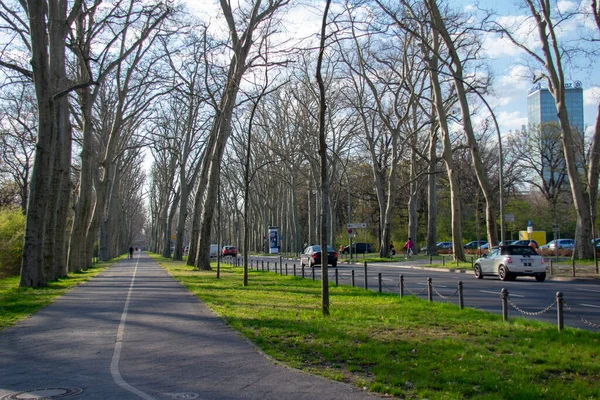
[110, 256, 157, 400]
[580, 304, 600, 309]
[479, 290, 524, 298]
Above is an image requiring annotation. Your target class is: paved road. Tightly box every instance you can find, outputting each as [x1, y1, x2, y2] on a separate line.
[0, 253, 378, 400]
[250, 255, 600, 332]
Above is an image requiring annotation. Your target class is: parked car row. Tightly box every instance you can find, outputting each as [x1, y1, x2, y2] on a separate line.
[539, 239, 574, 250]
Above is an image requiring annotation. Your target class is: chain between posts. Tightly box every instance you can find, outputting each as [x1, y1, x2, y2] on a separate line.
[506, 295, 558, 316]
[432, 285, 460, 300]
[247, 258, 598, 332]
[402, 281, 429, 296]
[563, 300, 600, 329]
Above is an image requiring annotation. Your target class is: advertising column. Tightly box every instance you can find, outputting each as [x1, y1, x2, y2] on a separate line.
[269, 226, 279, 254]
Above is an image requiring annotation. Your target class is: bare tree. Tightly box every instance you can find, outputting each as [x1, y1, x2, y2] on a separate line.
[0, 84, 37, 213]
[192, 0, 290, 271]
[68, 0, 173, 271]
[489, 0, 600, 257]
[316, 0, 332, 316]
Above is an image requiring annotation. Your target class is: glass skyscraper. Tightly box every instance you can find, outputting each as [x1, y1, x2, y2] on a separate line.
[527, 82, 584, 135]
[527, 82, 584, 183]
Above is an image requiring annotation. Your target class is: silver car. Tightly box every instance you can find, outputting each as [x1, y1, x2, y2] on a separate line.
[474, 245, 546, 282]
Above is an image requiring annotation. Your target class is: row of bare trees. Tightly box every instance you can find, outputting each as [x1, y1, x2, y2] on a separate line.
[1, 0, 599, 289]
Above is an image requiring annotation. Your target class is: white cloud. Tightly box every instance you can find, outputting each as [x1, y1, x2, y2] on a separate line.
[584, 87, 600, 106]
[482, 33, 523, 58]
[556, 1, 578, 13]
[497, 111, 528, 133]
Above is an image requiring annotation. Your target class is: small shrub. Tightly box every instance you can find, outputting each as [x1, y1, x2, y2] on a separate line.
[0, 207, 25, 278]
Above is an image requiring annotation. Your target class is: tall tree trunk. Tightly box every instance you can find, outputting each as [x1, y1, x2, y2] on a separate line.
[381, 134, 399, 258]
[68, 86, 94, 272]
[316, 0, 332, 316]
[21, 0, 64, 287]
[428, 0, 497, 247]
[426, 122, 438, 255]
[407, 133, 418, 249]
[428, 30, 465, 261]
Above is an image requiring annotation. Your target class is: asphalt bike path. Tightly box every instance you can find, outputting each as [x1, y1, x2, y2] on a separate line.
[0, 253, 378, 400]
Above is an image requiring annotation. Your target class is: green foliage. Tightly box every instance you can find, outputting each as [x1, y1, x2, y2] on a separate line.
[0, 207, 25, 278]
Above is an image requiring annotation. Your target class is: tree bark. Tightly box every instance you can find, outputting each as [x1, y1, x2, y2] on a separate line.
[427, 0, 497, 248]
[427, 29, 465, 261]
[316, 0, 332, 316]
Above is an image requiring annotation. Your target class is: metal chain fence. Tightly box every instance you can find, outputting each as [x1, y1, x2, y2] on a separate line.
[402, 282, 428, 296]
[380, 278, 400, 292]
[563, 301, 600, 329]
[506, 296, 557, 316]
[240, 257, 599, 332]
[431, 285, 459, 300]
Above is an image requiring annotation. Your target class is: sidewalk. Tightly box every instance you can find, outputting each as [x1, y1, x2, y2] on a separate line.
[0, 253, 379, 400]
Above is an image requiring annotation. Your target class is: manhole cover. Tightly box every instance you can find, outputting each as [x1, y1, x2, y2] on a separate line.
[170, 393, 200, 399]
[2, 387, 83, 400]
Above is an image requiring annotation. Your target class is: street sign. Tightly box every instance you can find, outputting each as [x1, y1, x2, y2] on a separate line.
[347, 228, 353, 236]
[504, 214, 514, 222]
[347, 223, 367, 229]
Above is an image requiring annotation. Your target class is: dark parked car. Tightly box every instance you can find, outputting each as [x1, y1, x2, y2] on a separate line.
[464, 240, 487, 249]
[300, 245, 338, 268]
[511, 239, 539, 248]
[221, 245, 237, 257]
[420, 241, 453, 252]
[343, 242, 372, 254]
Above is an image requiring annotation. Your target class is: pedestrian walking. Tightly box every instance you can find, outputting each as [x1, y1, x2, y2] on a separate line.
[403, 238, 414, 259]
[129, 246, 134, 259]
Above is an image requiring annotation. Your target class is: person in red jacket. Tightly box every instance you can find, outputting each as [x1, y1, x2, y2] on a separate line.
[403, 238, 414, 259]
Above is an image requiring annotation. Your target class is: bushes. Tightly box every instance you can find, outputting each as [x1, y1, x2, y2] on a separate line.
[0, 207, 24, 278]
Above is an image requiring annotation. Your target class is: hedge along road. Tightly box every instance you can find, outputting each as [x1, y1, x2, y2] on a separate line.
[0, 253, 380, 400]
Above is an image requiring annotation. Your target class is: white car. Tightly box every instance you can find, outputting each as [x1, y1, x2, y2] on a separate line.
[474, 245, 546, 282]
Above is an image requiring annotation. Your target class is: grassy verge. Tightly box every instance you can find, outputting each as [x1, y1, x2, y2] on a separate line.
[152, 254, 600, 399]
[0, 258, 116, 331]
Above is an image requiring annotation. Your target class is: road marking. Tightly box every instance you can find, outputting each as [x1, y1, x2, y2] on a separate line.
[580, 304, 600, 309]
[110, 256, 157, 400]
[575, 288, 600, 294]
[479, 290, 524, 298]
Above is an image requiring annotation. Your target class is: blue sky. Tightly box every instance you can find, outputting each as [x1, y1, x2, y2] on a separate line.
[464, 0, 599, 136]
[181, 0, 599, 137]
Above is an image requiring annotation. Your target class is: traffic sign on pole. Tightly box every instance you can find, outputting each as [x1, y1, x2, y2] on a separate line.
[347, 223, 367, 229]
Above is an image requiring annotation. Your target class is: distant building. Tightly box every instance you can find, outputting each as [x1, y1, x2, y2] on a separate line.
[527, 82, 584, 181]
[527, 81, 584, 135]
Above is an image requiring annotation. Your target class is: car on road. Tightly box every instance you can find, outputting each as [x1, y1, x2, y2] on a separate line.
[511, 239, 539, 248]
[539, 239, 575, 250]
[473, 245, 546, 281]
[222, 245, 237, 257]
[464, 240, 487, 249]
[210, 244, 218, 258]
[420, 241, 453, 252]
[343, 242, 372, 254]
[300, 245, 338, 268]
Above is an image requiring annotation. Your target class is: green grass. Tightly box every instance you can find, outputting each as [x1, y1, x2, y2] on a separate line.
[0, 259, 115, 331]
[152, 254, 600, 399]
